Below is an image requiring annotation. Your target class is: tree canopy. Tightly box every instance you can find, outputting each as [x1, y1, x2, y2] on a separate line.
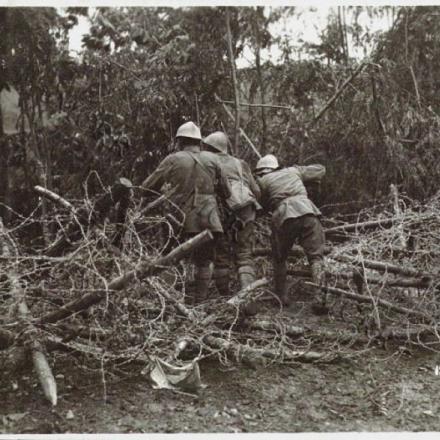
[2, 6, 440, 219]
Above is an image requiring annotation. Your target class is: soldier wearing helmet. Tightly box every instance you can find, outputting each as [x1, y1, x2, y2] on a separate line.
[255, 154, 327, 313]
[202, 131, 261, 308]
[141, 122, 230, 304]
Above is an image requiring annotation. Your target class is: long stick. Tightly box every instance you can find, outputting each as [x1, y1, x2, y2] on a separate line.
[334, 255, 432, 280]
[325, 216, 397, 234]
[220, 99, 292, 110]
[204, 335, 330, 363]
[38, 230, 213, 324]
[215, 93, 262, 158]
[308, 63, 366, 128]
[307, 282, 431, 321]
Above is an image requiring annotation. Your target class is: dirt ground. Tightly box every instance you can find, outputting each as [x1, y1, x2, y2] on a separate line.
[2, 298, 440, 434]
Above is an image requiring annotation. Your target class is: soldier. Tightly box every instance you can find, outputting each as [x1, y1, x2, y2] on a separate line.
[141, 122, 229, 303]
[202, 131, 261, 298]
[254, 154, 327, 312]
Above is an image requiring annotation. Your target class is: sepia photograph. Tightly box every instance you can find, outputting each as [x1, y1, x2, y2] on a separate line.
[1, 3, 440, 435]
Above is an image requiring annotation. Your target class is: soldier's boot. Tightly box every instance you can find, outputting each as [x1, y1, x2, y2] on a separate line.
[193, 266, 212, 304]
[214, 268, 230, 297]
[274, 261, 291, 307]
[238, 265, 258, 316]
[310, 260, 329, 315]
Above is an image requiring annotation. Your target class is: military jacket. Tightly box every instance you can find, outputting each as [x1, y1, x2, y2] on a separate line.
[142, 146, 229, 234]
[257, 165, 325, 229]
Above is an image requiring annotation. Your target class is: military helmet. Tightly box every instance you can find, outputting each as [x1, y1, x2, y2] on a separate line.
[175, 121, 202, 140]
[203, 131, 229, 153]
[255, 154, 279, 171]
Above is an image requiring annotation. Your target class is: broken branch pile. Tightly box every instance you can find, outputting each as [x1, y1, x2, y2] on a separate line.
[1, 180, 440, 404]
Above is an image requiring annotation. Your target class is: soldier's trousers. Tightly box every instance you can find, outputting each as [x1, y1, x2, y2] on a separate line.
[214, 219, 256, 295]
[185, 232, 219, 302]
[271, 214, 325, 298]
[216, 221, 255, 269]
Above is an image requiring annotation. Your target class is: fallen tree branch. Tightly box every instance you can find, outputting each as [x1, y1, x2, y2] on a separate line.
[34, 185, 75, 212]
[287, 268, 431, 289]
[308, 62, 366, 128]
[334, 255, 433, 280]
[204, 335, 332, 363]
[37, 178, 132, 256]
[325, 217, 397, 234]
[38, 230, 214, 324]
[0, 219, 57, 406]
[306, 282, 431, 321]
[227, 278, 269, 306]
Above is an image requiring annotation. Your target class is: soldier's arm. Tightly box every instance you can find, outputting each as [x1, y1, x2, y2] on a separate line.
[255, 178, 270, 215]
[140, 156, 173, 197]
[295, 164, 326, 183]
[242, 161, 261, 201]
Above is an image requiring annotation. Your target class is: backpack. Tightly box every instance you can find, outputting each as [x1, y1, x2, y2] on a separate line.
[225, 165, 256, 212]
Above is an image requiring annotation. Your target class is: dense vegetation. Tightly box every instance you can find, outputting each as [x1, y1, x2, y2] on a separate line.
[1, 6, 440, 222]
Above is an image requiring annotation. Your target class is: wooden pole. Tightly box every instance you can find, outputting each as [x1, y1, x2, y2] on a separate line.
[225, 8, 240, 155]
[215, 94, 261, 158]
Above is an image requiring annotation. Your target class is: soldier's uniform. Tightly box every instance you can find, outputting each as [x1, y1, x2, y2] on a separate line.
[256, 155, 326, 307]
[203, 132, 261, 296]
[142, 122, 229, 303]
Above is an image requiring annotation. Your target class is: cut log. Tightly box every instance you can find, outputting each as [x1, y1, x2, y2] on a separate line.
[306, 282, 431, 321]
[38, 230, 214, 324]
[0, 220, 57, 405]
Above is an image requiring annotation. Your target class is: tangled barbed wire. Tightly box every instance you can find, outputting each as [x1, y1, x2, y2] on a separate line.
[1, 181, 440, 404]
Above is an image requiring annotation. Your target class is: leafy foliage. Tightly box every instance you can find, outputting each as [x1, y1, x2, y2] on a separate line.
[3, 6, 440, 219]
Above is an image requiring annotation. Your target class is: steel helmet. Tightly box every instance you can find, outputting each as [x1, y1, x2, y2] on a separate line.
[175, 121, 202, 140]
[203, 131, 229, 153]
[255, 154, 279, 171]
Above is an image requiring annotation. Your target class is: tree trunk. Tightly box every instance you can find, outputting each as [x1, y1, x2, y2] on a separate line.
[254, 7, 267, 147]
[225, 8, 240, 155]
